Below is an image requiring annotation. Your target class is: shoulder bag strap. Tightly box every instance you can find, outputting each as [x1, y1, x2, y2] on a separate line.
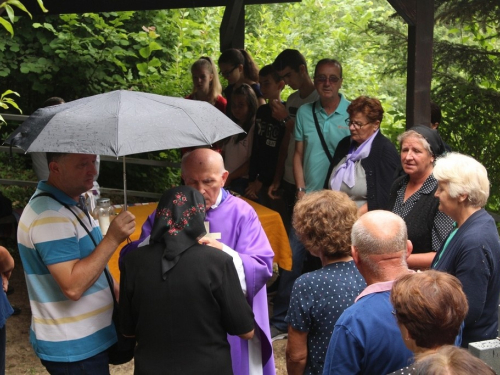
[312, 101, 333, 164]
[32, 192, 117, 300]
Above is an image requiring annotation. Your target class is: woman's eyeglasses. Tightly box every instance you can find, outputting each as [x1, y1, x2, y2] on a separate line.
[219, 66, 238, 77]
[346, 119, 371, 129]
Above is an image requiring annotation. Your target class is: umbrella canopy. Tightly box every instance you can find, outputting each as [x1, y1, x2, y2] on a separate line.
[5, 90, 243, 156]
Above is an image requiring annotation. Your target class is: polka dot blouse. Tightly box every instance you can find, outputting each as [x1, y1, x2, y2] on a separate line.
[285, 260, 366, 375]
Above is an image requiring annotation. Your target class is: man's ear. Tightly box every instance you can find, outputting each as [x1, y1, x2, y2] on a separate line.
[48, 161, 59, 174]
[299, 64, 306, 76]
[406, 240, 413, 259]
[221, 170, 229, 186]
[351, 245, 360, 265]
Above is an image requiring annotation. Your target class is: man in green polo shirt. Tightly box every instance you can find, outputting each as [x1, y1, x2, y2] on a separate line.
[294, 59, 350, 198]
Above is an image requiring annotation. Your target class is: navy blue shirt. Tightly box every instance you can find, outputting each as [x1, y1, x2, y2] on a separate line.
[432, 209, 500, 347]
[323, 287, 413, 375]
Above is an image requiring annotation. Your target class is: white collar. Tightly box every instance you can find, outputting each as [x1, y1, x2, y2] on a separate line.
[210, 189, 223, 209]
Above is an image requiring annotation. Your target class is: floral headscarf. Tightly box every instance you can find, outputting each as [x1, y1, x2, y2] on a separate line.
[150, 186, 207, 279]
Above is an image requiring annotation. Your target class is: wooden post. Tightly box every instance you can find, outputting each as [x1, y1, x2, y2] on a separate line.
[406, 0, 434, 128]
[220, 0, 245, 51]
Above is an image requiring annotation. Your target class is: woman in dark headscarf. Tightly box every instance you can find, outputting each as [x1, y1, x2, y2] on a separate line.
[386, 126, 454, 270]
[119, 186, 254, 375]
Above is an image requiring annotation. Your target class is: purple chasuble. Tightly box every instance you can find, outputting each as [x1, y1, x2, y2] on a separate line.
[120, 189, 276, 375]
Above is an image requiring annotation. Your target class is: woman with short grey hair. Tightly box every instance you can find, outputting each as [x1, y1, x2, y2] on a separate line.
[432, 152, 500, 348]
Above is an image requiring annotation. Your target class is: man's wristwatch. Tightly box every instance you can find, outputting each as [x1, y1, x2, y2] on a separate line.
[281, 115, 291, 125]
[296, 187, 306, 193]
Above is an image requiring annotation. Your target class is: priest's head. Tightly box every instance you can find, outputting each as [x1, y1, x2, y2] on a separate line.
[181, 149, 229, 210]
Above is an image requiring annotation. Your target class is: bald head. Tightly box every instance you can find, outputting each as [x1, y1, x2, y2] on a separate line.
[352, 210, 408, 257]
[181, 149, 228, 210]
[351, 210, 410, 282]
[181, 148, 226, 176]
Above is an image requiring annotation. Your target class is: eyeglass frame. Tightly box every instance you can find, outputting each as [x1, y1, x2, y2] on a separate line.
[219, 65, 238, 77]
[314, 75, 341, 84]
[346, 118, 374, 129]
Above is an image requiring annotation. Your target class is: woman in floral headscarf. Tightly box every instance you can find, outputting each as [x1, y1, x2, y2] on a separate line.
[119, 186, 254, 375]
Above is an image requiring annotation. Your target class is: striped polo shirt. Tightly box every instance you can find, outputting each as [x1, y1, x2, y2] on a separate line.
[17, 181, 116, 362]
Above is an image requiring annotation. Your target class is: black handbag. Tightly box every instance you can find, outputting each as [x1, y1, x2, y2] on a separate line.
[33, 192, 136, 365]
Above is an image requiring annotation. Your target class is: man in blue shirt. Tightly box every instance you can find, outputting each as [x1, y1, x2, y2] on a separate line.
[322, 210, 414, 375]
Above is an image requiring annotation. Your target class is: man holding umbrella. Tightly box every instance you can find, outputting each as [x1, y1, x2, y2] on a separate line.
[17, 152, 135, 374]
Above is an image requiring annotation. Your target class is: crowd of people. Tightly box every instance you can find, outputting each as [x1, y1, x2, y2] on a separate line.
[0, 47, 499, 375]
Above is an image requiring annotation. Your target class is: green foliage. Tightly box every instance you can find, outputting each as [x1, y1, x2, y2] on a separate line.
[0, 151, 37, 209]
[1, 0, 47, 130]
[0, 90, 21, 125]
[0, 0, 47, 36]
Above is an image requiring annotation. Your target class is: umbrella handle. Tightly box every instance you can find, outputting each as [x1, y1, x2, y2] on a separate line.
[123, 156, 127, 211]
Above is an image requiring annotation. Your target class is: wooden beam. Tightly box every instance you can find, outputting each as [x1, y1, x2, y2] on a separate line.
[405, 0, 434, 128]
[21, 0, 299, 15]
[386, 0, 416, 25]
[220, 1, 245, 51]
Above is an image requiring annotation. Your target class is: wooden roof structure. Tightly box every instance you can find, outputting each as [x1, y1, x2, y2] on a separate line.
[17, 0, 434, 127]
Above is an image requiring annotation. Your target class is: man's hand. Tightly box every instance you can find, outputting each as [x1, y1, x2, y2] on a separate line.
[267, 180, 282, 200]
[0, 246, 14, 293]
[105, 211, 136, 247]
[1, 272, 11, 293]
[269, 99, 288, 122]
[245, 180, 262, 200]
[198, 236, 223, 250]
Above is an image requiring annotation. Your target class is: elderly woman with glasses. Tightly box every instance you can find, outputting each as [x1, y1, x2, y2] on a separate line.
[325, 96, 400, 215]
[386, 126, 454, 270]
[432, 152, 500, 348]
[388, 270, 468, 375]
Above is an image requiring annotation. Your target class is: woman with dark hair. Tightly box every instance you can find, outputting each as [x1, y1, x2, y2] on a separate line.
[432, 153, 500, 347]
[223, 84, 258, 195]
[325, 96, 400, 215]
[218, 48, 266, 115]
[389, 270, 469, 374]
[119, 186, 254, 375]
[285, 190, 366, 375]
[387, 126, 454, 269]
